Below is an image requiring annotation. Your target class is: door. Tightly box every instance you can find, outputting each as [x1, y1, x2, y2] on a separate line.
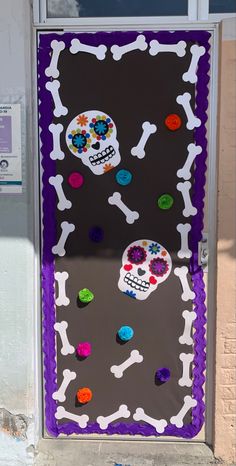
[38, 29, 210, 438]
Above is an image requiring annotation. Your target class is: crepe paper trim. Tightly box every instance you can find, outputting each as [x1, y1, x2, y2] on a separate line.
[117, 326, 134, 342]
[155, 367, 171, 383]
[77, 387, 93, 404]
[158, 194, 174, 210]
[76, 342, 92, 358]
[39, 29, 210, 438]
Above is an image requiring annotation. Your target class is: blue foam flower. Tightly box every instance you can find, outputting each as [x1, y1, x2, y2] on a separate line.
[148, 243, 161, 254]
[124, 290, 136, 299]
[117, 325, 134, 342]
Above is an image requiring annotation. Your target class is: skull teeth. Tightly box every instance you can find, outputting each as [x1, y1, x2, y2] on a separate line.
[124, 273, 150, 292]
[89, 146, 115, 166]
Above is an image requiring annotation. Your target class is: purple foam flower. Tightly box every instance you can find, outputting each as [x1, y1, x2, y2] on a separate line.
[155, 367, 170, 383]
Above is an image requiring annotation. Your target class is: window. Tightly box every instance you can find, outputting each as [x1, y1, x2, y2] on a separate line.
[209, 0, 236, 13]
[47, 0, 188, 18]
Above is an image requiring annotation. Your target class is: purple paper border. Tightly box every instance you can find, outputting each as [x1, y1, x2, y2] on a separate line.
[38, 30, 210, 438]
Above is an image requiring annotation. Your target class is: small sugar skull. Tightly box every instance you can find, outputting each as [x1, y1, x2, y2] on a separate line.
[66, 110, 121, 175]
[118, 239, 172, 301]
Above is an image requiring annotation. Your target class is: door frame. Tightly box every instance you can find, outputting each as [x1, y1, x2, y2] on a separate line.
[32, 20, 219, 448]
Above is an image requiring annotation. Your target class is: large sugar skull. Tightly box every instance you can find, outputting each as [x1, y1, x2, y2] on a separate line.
[118, 239, 172, 301]
[66, 110, 121, 175]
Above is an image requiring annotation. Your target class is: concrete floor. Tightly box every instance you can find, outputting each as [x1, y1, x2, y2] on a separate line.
[33, 440, 229, 466]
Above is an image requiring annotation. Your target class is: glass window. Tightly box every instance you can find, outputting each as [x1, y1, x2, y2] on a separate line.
[209, 0, 236, 13]
[47, 0, 188, 19]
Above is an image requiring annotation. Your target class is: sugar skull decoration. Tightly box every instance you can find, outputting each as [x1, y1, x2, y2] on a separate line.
[66, 110, 121, 175]
[118, 239, 172, 301]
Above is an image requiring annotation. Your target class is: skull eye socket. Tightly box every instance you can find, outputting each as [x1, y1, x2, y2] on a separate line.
[68, 129, 91, 154]
[72, 133, 87, 149]
[149, 258, 169, 277]
[89, 115, 114, 141]
[127, 246, 147, 265]
[94, 120, 109, 136]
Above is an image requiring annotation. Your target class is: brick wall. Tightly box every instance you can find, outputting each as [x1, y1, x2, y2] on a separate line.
[214, 18, 236, 464]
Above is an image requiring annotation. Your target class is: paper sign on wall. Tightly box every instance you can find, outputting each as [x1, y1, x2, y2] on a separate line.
[0, 104, 22, 193]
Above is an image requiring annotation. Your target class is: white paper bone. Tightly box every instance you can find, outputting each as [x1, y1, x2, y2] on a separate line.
[49, 175, 72, 211]
[49, 123, 65, 160]
[45, 40, 65, 79]
[177, 143, 202, 181]
[131, 121, 157, 159]
[133, 408, 167, 434]
[182, 45, 206, 84]
[97, 404, 130, 429]
[176, 92, 201, 130]
[111, 34, 148, 61]
[108, 192, 139, 224]
[176, 223, 192, 259]
[174, 266, 195, 302]
[170, 395, 197, 428]
[52, 221, 75, 257]
[110, 349, 143, 378]
[178, 352, 194, 387]
[52, 369, 76, 402]
[45, 80, 68, 118]
[55, 406, 89, 428]
[149, 40, 186, 57]
[55, 271, 70, 306]
[176, 181, 197, 217]
[179, 310, 197, 346]
[54, 321, 75, 356]
[70, 38, 107, 60]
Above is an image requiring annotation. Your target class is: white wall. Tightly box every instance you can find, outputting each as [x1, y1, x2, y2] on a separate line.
[0, 0, 36, 464]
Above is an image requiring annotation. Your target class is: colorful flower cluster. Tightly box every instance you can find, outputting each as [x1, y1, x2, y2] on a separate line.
[149, 258, 169, 277]
[89, 115, 113, 141]
[68, 129, 91, 154]
[127, 246, 147, 265]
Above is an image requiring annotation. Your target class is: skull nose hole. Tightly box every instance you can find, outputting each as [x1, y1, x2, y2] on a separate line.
[92, 141, 100, 150]
[137, 268, 146, 276]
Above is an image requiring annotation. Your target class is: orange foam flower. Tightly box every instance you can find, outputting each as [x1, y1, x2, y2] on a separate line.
[77, 387, 92, 404]
[103, 163, 114, 173]
[77, 114, 89, 126]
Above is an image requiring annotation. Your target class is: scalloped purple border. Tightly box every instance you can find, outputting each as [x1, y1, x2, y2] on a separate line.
[38, 30, 210, 438]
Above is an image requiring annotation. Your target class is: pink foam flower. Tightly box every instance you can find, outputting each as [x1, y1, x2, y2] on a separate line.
[76, 342, 91, 358]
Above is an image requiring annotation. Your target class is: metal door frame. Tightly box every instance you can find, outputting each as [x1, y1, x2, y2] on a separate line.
[32, 15, 219, 447]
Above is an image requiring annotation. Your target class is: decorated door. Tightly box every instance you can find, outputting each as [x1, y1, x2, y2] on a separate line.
[38, 30, 210, 438]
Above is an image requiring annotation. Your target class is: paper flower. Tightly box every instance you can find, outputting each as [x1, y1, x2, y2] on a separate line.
[155, 367, 170, 383]
[77, 387, 92, 404]
[124, 290, 136, 299]
[89, 226, 104, 243]
[149, 258, 169, 277]
[127, 246, 147, 265]
[148, 243, 161, 254]
[77, 114, 89, 126]
[76, 342, 91, 358]
[117, 326, 134, 342]
[103, 163, 114, 173]
[78, 288, 94, 303]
